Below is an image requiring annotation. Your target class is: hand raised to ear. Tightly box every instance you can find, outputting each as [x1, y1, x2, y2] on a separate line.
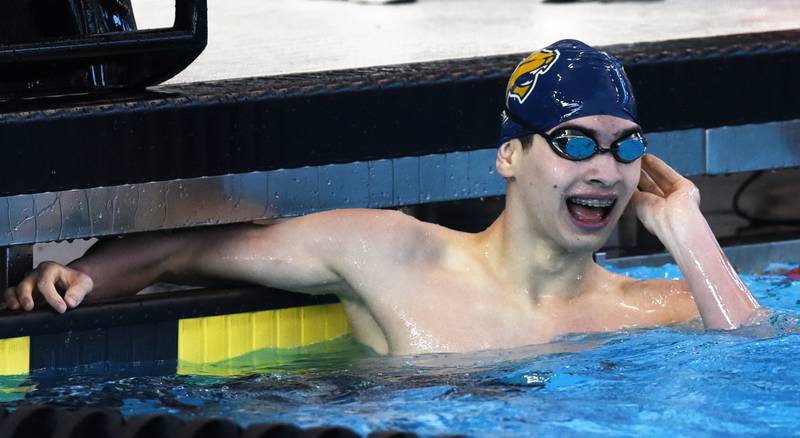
[4, 262, 94, 313]
[630, 154, 701, 235]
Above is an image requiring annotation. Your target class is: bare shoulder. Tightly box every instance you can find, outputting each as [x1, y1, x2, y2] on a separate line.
[266, 208, 418, 238]
[298, 208, 449, 264]
[619, 274, 700, 324]
[300, 208, 429, 239]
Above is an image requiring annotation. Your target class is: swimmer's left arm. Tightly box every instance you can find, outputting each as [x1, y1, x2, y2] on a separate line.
[631, 155, 760, 330]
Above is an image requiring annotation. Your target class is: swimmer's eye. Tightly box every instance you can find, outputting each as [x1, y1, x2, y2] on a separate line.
[614, 132, 647, 163]
[552, 133, 597, 160]
[543, 130, 647, 163]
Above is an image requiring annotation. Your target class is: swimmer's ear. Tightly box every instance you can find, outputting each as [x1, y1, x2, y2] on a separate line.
[496, 138, 522, 178]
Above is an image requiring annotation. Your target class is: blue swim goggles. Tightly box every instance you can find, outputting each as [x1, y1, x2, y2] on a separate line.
[504, 109, 647, 163]
[541, 129, 647, 164]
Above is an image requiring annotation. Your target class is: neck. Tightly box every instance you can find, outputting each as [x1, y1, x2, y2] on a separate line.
[477, 208, 597, 303]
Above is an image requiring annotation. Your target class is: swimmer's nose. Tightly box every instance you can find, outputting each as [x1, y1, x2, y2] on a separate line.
[584, 151, 623, 188]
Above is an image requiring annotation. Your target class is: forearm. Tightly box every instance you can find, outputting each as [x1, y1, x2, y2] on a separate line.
[67, 217, 349, 302]
[656, 205, 760, 329]
[68, 232, 184, 300]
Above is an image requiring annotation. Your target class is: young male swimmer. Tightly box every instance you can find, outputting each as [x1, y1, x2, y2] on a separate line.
[5, 40, 761, 355]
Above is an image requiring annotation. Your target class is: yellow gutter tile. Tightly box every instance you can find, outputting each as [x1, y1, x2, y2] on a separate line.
[0, 337, 29, 376]
[276, 307, 302, 349]
[301, 305, 327, 346]
[178, 303, 351, 366]
[252, 309, 277, 350]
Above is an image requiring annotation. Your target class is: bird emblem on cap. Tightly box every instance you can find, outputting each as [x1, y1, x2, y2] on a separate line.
[506, 49, 560, 105]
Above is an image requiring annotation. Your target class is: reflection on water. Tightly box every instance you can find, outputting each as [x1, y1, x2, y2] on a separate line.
[1, 264, 799, 437]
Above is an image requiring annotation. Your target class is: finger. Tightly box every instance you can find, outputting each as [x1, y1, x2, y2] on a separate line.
[630, 189, 659, 210]
[4, 287, 20, 310]
[15, 276, 36, 311]
[638, 169, 665, 197]
[63, 272, 93, 309]
[642, 154, 684, 190]
[35, 274, 67, 314]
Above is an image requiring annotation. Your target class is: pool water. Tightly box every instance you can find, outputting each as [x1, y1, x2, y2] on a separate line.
[2, 263, 799, 437]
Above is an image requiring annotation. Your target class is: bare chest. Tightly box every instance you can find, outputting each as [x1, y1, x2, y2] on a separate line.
[383, 279, 536, 353]
[349, 264, 634, 355]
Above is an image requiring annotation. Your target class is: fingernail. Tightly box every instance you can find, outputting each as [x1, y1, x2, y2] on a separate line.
[65, 297, 75, 307]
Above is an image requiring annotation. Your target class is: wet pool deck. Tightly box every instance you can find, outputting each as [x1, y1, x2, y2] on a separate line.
[130, 0, 800, 83]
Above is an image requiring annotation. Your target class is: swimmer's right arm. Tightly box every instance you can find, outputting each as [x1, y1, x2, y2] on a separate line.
[5, 209, 408, 313]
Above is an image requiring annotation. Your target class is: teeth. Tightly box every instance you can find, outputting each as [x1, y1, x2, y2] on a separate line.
[569, 198, 616, 208]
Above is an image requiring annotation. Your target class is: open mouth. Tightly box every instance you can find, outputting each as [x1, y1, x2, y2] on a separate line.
[566, 196, 616, 228]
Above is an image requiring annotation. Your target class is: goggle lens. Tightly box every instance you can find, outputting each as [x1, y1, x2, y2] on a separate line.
[559, 136, 597, 160]
[614, 136, 647, 163]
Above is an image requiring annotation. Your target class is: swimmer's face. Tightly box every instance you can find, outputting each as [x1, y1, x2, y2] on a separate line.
[499, 115, 642, 252]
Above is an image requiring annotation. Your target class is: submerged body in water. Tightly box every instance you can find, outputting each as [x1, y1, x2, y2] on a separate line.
[3, 265, 798, 437]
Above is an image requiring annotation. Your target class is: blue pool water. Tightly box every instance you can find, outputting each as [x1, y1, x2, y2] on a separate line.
[2, 263, 799, 437]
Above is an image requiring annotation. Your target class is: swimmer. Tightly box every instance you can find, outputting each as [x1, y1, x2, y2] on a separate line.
[4, 40, 761, 355]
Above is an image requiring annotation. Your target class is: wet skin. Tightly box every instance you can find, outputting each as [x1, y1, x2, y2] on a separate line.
[4, 116, 759, 355]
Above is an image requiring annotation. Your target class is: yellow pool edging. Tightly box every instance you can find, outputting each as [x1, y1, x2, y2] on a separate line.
[177, 303, 350, 367]
[0, 336, 30, 376]
[0, 302, 350, 376]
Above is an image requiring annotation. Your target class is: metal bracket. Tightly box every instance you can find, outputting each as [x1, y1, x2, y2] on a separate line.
[1, 245, 33, 291]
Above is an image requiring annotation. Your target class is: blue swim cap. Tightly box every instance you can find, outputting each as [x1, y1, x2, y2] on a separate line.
[499, 39, 638, 145]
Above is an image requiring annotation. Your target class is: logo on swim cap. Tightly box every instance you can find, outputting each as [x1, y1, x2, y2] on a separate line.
[506, 49, 560, 105]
